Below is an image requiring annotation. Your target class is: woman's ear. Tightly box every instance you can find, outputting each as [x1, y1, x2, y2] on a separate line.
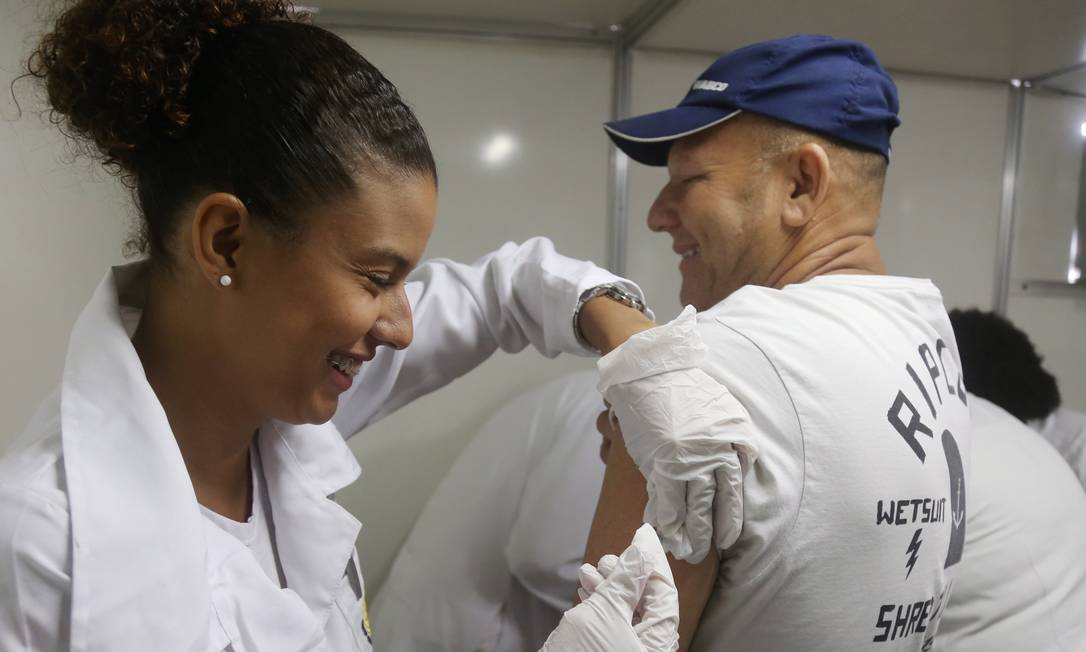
[189, 193, 250, 288]
[780, 142, 831, 229]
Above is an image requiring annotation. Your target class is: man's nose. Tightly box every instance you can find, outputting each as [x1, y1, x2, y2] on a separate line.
[646, 184, 680, 233]
[368, 285, 414, 351]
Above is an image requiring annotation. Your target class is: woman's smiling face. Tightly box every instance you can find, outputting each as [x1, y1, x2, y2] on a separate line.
[221, 172, 437, 426]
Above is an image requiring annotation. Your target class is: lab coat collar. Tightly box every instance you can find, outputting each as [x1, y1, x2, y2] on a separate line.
[259, 421, 361, 623]
[62, 262, 211, 650]
[60, 262, 361, 650]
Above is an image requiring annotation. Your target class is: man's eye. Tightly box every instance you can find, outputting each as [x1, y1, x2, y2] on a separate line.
[682, 174, 705, 185]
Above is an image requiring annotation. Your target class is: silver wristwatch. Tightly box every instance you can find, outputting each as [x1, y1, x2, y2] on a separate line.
[572, 284, 648, 354]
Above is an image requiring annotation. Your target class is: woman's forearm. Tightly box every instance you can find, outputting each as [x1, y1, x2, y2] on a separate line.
[577, 295, 655, 355]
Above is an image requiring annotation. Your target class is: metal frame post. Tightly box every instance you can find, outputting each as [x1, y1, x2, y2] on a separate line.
[993, 81, 1026, 314]
[604, 0, 687, 274]
[607, 42, 633, 274]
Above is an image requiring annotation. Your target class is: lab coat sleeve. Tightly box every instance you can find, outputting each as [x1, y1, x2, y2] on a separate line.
[332, 237, 646, 436]
[0, 487, 71, 651]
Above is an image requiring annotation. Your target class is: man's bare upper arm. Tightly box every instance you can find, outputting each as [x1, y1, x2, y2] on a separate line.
[584, 431, 719, 652]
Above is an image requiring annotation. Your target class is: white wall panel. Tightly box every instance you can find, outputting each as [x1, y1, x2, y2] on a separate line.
[1007, 91, 1086, 409]
[879, 74, 1007, 310]
[0, 0, 131, 442]
[332, 30, 613, 596]
[1011, 93, 1085, 282]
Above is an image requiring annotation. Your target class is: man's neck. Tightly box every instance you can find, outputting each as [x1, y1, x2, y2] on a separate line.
[765, 202, 885, 289]
[767, 234, 885, 289]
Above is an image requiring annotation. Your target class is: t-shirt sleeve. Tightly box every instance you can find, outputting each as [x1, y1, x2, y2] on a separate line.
[696, 313, 805, 585]
[0, 487, 72, 651]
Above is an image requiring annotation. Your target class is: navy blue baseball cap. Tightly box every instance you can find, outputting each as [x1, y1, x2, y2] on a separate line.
[604, 34, 901, 166]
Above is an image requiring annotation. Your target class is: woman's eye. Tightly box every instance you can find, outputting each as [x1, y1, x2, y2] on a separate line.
[366, 274, 394, 289]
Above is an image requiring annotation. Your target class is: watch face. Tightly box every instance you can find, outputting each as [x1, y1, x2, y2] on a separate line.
[602, 286, 643, 310]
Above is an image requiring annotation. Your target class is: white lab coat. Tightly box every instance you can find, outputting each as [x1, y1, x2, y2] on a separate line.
[936, 396, 1086, 651]
[0, 238, 642, 652]
[1031, 407, 1086, 492]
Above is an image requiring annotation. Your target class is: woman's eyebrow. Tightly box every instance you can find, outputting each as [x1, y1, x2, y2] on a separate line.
[354, 247, 412, 270]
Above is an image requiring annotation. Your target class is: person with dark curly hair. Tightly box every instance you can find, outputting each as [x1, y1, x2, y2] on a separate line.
[948, 308, 1062, 422]
[948, 308, 1086, 489]
[0, 2, 684, 650]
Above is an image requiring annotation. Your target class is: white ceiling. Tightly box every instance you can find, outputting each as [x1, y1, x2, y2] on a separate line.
[308, 0, 645, 31]
[308, 0, 1086, 81]
[641, 0, 1086, 81]
[1041, 66, 1086, 97]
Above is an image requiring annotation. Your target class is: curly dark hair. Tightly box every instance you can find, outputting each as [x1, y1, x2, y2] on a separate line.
[948, 308, 1061, 422]
[25, 0, 436, 264]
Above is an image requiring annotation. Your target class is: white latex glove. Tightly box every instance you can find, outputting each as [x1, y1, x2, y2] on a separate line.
[597, 306, 760, 563]
[539, 524, 679, 652]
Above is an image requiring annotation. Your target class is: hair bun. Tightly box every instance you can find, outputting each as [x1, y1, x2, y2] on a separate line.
[28, 0, 295, 172]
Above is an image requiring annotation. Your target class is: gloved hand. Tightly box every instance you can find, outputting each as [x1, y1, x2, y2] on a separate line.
[539, 524, 678, 652]
[597, 306, 760, 563]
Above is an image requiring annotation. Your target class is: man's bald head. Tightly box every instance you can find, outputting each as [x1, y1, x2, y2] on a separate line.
[744, 113, 889, 207]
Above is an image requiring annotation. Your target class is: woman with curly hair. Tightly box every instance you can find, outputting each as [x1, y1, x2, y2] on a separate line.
[0, 1, 680, 650]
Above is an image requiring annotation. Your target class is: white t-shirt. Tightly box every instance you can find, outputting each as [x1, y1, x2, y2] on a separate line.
[691, 275, 972, 652]
[936, 396, 1086, 651]
[1031, 407, 1086, 492]
[199, 444, 286, 589]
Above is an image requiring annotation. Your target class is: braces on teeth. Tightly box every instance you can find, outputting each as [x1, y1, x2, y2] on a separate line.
[327, 354, 361, 377]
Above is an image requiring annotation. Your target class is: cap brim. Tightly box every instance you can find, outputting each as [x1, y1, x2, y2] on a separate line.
[603, 106, 743, 166]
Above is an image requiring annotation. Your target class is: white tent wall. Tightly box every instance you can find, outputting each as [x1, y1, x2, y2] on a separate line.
[1006, 91, 1086, 409]
[0, 0, 132, 441]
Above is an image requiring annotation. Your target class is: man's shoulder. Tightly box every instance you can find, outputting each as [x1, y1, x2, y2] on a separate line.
[705, 275, 941, 319]
[699, 276, 950, 359]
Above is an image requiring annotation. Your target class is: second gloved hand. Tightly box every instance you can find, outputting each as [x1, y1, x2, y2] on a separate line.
[539, 524, 679, 652]
[597, 306, 760, 563]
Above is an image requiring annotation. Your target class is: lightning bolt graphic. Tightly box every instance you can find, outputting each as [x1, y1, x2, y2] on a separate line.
[905, 528, 923, 579]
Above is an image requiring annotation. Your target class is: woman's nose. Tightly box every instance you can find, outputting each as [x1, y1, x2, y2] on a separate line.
[368, 286, 414, 351]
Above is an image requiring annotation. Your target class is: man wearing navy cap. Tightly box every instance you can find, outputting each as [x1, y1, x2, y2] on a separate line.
[586, 35, 972, 651]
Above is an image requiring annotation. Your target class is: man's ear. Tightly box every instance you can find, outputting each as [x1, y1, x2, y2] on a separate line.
[188, 193, 250, 288]
[780, 142, 831, 229]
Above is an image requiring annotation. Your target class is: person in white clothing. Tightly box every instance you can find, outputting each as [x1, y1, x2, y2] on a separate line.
[934, 396, 1086, 651]
[588, 35, 972, 651]
[373, 371, 607, 651]
[0, 2, 681, 651]
[949, 308, 1086, 490]
[1033, 407, 1086, 490]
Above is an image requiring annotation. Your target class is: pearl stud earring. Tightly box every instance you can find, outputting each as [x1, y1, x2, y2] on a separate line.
[219, 274, 233, 287]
